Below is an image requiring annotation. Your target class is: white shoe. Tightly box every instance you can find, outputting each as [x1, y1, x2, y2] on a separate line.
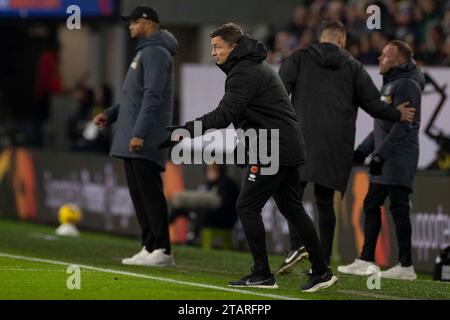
[380, 264, 417, 281]
[135, 248, 175, 267]
[121, 247, 151, 265]
[337, 259, 377, 276]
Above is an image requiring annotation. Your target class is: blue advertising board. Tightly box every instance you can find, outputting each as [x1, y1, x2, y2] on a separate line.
[0, 0, 118, 19]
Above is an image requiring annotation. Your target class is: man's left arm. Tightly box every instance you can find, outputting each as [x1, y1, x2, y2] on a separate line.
[374, 79, 422, 160]
[132, 48, 170, 139]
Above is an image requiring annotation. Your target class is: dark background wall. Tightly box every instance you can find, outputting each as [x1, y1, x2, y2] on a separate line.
[122, 0, 302, 26]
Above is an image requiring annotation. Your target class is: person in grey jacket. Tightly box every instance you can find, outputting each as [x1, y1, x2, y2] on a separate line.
[338, 40, 425, 280]
[93, 6, 177, 267]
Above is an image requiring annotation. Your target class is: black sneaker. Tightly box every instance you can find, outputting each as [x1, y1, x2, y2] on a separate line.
[229, 270, 278, 289]
[303, 265, 331, 276]
[276, 246, 309, 275]
[301, 269, 338, 293]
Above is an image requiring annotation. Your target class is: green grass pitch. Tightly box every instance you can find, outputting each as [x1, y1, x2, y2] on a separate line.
[0, 219, 449, 300]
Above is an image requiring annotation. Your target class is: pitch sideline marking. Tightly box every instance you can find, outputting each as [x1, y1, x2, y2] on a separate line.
[336, 290, 417, 300]
[0, 252, 302, 300]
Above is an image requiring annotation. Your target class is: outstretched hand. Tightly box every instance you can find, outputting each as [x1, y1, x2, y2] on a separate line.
[158, 125, 185, 149]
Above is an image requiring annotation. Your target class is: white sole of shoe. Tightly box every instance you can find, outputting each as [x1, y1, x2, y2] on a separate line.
[276, 252, 310, 275]
[228, 283, 279, 289]
[132, 260, 176, 267]
[302, 275, 338, 293]
[337, 267, 375, 276]
[380, 274, 417, 281]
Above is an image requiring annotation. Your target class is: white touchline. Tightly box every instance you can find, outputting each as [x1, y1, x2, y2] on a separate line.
[0, 252, 303, 301]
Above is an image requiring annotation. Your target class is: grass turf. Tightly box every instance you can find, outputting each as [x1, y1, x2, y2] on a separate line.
[0, 219, 449, 300]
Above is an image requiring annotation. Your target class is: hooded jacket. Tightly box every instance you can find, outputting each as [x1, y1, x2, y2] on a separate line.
[279, 42, 401, 193]
[104, 30, 178, 170]
[357, 60, 425, 190]
[185, 36, 307, 167]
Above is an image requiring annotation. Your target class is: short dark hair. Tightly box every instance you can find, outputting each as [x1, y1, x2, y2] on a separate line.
[389, 40, 414, 60]
[210, 23, 244, 45]
[319, 20, 346, 37]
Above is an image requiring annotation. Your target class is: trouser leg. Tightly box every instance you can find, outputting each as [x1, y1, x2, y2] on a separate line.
[389, 186, 413, 267]
[360, 183, 389, 262]
[130, 159, 171, 254]
[273, 168, 328, 275]
[314, 184, 336, 266]
[236, 166, 288, 276]
[124, 159, 155, 251]
[287, 181, 307, 251]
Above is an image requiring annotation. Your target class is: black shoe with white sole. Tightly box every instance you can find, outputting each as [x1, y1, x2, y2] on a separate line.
[301, 269, 338, 293]
[276, 246, 309, 275]
[229, 270, 278, 289]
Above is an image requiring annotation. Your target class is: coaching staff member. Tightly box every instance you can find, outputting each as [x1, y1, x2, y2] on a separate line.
[338, 40, 424, 280]
[161, 23, 337, 292]
[93, 7, 177, 267]
[276, 21, 416, 273]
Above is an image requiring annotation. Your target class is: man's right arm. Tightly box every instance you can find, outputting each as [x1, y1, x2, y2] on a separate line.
[93, 103, 119, 129]
[103, 103, 120, 124]
[278, 51, 301, 95]
[354, 64, 401, 122]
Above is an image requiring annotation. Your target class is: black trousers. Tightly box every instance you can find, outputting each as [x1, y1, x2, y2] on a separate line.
[124, 159, 171, 254]
[360, 183, 413, 267]
[236, 165, 328, 276]
[288, 183, 335, 266]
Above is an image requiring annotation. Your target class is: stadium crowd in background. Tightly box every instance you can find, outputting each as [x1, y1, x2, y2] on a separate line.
[267, 0, 450, 66]
[67, 83, 112, 153]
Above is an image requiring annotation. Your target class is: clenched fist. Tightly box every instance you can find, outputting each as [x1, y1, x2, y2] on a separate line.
[93, 113, 109, 129]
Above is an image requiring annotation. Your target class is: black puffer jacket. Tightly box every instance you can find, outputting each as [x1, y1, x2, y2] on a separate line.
[279, 42, 401, 193]
[185, 36, 306, 168]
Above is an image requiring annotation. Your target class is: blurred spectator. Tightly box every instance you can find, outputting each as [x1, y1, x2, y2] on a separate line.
[324, 0, 345, 22]
[280, 5, 309, 38]
[168, 164, 239, 246]
[270, 31, 299, 63]
[418, 0, 441, 42]
[298, 28, 315, 49]
[419, 21, 446, 65]
[347, 40, 360, 58]
[442, 35, 450, 66]
[269, 0, 450, 66]
[358, 34, 379, 64]
[395, 1, 421, 46]
[369, 30, 390, 56]
[443, 2, 450, 34]
[67, 83, 94, 150]
[67, 83, 112, 153]
[345, 0, 368, 39]
[31, 36, 62, 147]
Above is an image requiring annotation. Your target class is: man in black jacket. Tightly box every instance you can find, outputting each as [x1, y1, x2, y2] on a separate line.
[161, 23, 337, 292]
[276, 21, 416, 273]
[338, 40, 424, 280]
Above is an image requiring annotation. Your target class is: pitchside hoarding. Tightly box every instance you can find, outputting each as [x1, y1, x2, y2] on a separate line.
[0, 0, 118, 19]
[0, 148, 448, 272]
